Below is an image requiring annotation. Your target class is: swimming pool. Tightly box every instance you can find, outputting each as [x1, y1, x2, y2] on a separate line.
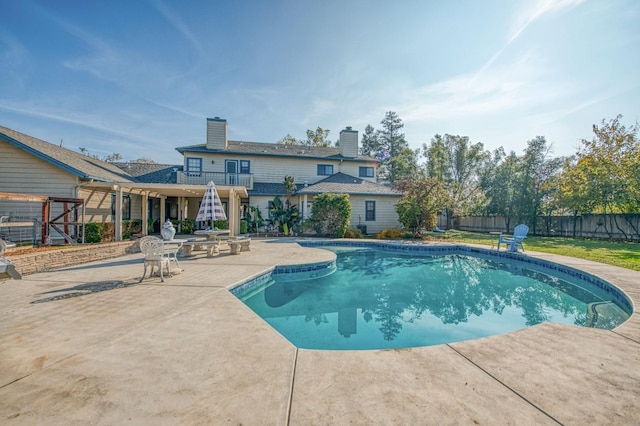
[231, 242, 632, 350]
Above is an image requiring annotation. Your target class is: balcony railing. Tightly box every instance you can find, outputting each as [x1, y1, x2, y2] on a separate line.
[176, 171, 253, 189]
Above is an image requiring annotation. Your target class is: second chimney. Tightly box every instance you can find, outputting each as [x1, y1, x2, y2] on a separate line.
[206, 117, 227, 150]
[339, 126, 358, 158]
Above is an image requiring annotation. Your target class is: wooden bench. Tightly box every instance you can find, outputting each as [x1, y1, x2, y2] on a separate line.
[180, 239, 220, 258]
[227, 237, 251, 255]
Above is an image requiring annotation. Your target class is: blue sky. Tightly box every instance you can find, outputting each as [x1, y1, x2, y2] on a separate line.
[1, 0, 638, 165]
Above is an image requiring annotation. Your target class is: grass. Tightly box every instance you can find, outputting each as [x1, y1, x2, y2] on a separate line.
[429, 230, 640, 271]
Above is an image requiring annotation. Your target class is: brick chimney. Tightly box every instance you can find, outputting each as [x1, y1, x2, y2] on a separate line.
[206, 117, 227, 150]
[339, 126, 358, 158]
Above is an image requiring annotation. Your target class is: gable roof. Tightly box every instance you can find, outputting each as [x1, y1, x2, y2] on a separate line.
[176, 140, 378, 163]
[296, 173, 401, 197]
[0, 125, 135, 183]
[112, 162, 182, 184]
[248, 182, 287, 196]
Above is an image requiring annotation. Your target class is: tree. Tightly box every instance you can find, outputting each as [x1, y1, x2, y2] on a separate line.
[388, 146, 419, 183]
[308, 193, 351, 237]
[375, 111, 415, 182]
[513, 136, 563, 233]
[269, 176, 300, 234]
[423, 134, 489, 227]
[103, 153, 123, 162]
[79, 147, 122, 162]
[269, 196, 299, 234]
[277, 134, 298, 145]
[276, 127, 332, 147]
[395, 174, 447, 235]
[305, 127, 332, 147]
[360, 124, 380, 156]
[558, 115, 640, 238]
[480, 148, 519, 231]
[130, 157, 157, 164]
[480, 138, 563, 233]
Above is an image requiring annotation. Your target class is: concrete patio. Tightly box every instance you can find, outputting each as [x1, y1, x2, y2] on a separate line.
[0, 239, 639, 425]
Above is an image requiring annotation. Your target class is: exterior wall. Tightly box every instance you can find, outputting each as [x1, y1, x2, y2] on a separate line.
[183, 150, 378, 185]
[248, 195, 276, 226]
[79, 187, 113, 222]
[0, 142, 79, 204]
[292, 194, 401, 235]
[0, 142, 78, 242]
[347, 195, 402, 235]
[79, 188, 145, 224]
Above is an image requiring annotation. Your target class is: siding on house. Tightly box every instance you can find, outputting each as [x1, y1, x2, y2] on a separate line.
[0, 142, 79, 200]
[79, 187, 113, 222]
[0, 142, 78, 224]
[348, 195, 401, 234]
[180, 150, 378, 185]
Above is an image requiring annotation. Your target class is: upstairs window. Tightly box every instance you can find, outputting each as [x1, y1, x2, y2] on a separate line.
[359, 167, 374, 178]
[186, 157, 202, 176]
[240, 160, 251, 174]
[317, 164, 334, 176]
[365, 200, 376, 221]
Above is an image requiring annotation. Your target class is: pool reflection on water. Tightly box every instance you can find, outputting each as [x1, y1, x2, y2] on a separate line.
[235, 247, 630, 350]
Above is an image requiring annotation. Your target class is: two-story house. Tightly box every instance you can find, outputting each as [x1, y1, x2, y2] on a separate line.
[174, 117, 402, 234]
[0, 118, 402, 244]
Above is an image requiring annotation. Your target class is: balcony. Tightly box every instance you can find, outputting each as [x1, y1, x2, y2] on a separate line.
[176, 171, 253, 189]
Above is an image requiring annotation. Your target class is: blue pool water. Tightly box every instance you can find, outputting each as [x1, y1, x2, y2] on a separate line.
[233, 245, 631, 350]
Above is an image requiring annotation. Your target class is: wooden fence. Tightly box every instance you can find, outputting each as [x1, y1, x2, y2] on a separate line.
[443, 214, 640, 241]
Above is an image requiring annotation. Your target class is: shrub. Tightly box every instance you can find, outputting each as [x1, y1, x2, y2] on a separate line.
[122, 219, 142, 239]
[84, 223, 102, 243]
[213, 220, 228, 230]
[83, 222, 115, 243]
[344, 228, 364, 239]
[240, 220, 248, 234]
[180, 219, 195, 234]
[375, 228, 404, 239]
[308, 193, 351, 238]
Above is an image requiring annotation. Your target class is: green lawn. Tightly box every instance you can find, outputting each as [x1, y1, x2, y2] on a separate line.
[426, 230, 640, 272]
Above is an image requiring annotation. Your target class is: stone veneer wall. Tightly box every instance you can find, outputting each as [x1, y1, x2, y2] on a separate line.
[5, 241, 138, 276]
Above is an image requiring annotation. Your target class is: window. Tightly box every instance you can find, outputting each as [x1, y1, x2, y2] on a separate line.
[186, 157, 202, 176]
[240, 160, 250, 174]
[111, 194, 131, 221]
[359, 167, 374, 178]
[365, 201, 376, 221]
[317, 164, 334, 176]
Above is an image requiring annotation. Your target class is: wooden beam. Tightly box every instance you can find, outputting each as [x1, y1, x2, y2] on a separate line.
[0, 192, 48, 202]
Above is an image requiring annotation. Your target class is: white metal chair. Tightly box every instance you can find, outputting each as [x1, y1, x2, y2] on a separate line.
[139, 236, 174, 282]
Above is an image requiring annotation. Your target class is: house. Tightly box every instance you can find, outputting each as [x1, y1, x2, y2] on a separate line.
[175, 117, 402, 234]
[0, 125, 247, 243]
[0, 118, 402, 244]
